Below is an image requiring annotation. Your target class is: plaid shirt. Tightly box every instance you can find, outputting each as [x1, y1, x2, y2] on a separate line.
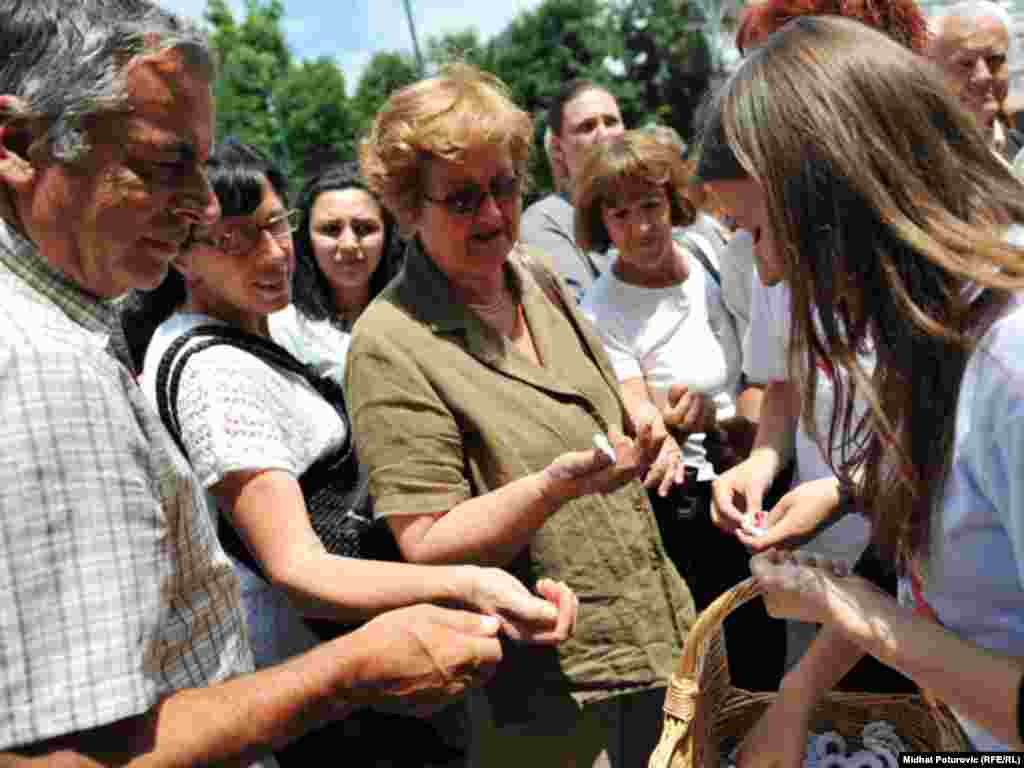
[0, 221, 259, 756]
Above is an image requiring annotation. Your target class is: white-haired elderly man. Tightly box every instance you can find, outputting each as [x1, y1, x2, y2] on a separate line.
[0, 1, 505, 765]
[928, 0, 1023, 160]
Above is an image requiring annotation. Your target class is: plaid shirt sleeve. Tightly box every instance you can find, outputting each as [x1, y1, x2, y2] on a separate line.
[0, 305, 253, 751]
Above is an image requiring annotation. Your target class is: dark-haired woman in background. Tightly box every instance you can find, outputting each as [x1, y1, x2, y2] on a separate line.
[270, 161, 404, 384]
[125, 139, 577, 766]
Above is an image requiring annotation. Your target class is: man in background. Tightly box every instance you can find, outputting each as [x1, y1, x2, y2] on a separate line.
[520, 80, 624, 302]
[927, 0, 1022, 160]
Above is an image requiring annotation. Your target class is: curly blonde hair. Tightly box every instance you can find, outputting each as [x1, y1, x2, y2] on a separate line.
[359, 63, 533, 235]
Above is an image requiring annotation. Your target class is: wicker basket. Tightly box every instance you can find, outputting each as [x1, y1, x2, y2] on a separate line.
[649, 578, 970, 768]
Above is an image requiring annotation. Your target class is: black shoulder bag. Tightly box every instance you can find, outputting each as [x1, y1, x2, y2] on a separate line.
[154, 324, 401, 581]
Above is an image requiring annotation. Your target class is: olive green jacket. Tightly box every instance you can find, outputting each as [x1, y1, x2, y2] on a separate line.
[345, 238, 695, 723]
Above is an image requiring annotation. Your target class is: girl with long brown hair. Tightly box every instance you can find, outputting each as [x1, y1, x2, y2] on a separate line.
[699, 15, 1024, 764]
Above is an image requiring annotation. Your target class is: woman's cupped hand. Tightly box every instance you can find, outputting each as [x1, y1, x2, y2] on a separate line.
[538, 402, 665, 504]
[454, 566, 578, 645]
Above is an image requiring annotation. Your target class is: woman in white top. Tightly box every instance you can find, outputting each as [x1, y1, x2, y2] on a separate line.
[270, 161, 405, 385]
[576, 130, 785, 691]
[578, 131, 742, 488]
[699, 17, 1024, 762]
[128, 139, 578, 766]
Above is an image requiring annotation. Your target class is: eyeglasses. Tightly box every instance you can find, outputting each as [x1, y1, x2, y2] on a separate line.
[190, 209, 301, 256]
[423, 174, 521, 217]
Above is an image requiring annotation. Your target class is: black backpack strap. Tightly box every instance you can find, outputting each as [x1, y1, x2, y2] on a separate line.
[155, 323, 352, 459]
[153, 323, 356, 578]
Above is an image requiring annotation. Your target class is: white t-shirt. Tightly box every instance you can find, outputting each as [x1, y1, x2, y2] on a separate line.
[908, 294, 1024, 752]
[581, 247, 742, 479]
[744, 276, 837, 485]
[269, 304, 351, 387]
[743, 261, 871, 560]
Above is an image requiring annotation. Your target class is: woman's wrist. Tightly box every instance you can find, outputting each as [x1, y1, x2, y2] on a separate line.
[533, 469, 568, 518]
[446, 564, 481, 608]
[777, 668, 825, 715]
[747, 445, 783, 482]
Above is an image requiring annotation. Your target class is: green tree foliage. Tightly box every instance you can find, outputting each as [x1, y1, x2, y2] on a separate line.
[205, 0, 290, 161]
[201, 0, 741, 198]
[350, 51, 421, 138]
[204, 0, 356, 186]
[487, 0, 641, 120]
[617, 0, 743, 139]
[619, 0, 703, 141]
[426, 28, 492, 71]
[276, 57, 356, 180]
[472, 0, 644, 197]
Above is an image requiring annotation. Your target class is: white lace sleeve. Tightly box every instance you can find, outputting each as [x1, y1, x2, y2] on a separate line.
[174, 344, 345, 488]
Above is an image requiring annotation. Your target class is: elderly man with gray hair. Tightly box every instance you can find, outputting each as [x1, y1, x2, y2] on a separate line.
[927, 0, 1022, 159]
[0, 1, 505, 766]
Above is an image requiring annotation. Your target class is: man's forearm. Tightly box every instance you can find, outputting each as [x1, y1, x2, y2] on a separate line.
[131, 634, 374, 767]
[17, 635, 368, 768]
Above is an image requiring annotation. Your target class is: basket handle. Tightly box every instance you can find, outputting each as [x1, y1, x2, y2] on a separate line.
[666, 575, 954, 725]
[674, 577, 764, 686]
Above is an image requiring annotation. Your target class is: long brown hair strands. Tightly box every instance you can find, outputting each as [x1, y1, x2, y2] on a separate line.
[713, 16, 1024, 566]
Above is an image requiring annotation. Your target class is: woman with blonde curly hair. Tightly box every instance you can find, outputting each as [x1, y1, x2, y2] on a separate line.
[348, 63, 695, 767]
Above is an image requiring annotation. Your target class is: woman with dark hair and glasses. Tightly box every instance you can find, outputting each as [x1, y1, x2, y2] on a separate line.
[269, 161, 405, 384]
[124, 138, 578, 766]
[349, 63, 695, 766]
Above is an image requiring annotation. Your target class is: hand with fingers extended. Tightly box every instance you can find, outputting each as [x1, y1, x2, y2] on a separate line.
[454, 567, 578, 646]
[663, 383, 716, 438]
[346, 604, 504, 718]
[737, 477, 847, 552]
[538, 411, 664, 506]
[643, 431, 688, 499]
[710, 449, 781, 537]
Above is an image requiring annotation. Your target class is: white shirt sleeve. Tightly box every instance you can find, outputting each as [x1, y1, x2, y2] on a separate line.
[580, 299, 643, 382]
[176, 345, 344, 488]
[961, 304, 1024, 585]
[743, 271, 790, 383]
